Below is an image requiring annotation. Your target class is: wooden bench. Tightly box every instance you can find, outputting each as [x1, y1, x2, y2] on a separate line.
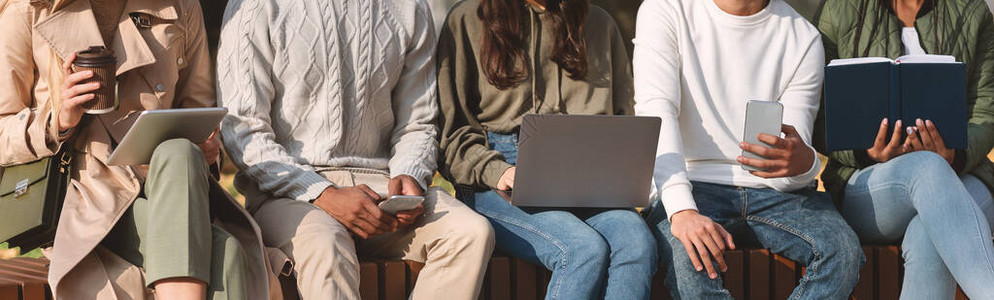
[0, 246, 971, 300]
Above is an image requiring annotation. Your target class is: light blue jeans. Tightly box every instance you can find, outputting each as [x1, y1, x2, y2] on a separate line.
[459, 132, 658, 300]
[840, 151, 994, 299]
[646, 182, 864, 300]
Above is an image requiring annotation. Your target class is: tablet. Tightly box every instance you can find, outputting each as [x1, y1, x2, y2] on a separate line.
[106, 108, 228, 166]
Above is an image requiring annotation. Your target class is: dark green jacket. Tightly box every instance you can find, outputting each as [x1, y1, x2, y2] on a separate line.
[813, 0, 994, 201]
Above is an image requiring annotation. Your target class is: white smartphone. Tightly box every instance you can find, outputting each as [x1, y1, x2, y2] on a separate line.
[378, 195, 425, 215]
[741, 100, 784, 172]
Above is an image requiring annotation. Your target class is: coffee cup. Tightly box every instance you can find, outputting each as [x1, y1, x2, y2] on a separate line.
[72, 46, 118, 114]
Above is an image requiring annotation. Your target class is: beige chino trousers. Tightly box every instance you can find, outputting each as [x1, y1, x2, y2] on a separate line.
[247, 169, 494, 299]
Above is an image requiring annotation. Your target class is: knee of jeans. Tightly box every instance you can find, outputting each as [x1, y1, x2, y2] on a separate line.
[562, 233, 611, 271]
[900, 151, 955, 179]
[817, 226, 865, 272]
[152, 138, 203, 165]
[613, 230, 659, 267]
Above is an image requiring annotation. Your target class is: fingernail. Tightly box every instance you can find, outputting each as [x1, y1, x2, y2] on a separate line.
[916, 118, 923, 125]
[696, 266, 703, 271]
[906, 127, 914, 134]
[895, 120, 902, 127]
[882, 118, 888, 124]
[710, 273, 717, 279]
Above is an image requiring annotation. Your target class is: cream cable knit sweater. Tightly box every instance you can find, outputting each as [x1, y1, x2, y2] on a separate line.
[218, 0, 439, 202]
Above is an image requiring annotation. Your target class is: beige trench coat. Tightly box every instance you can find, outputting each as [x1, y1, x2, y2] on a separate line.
[0, 0, 281, 298]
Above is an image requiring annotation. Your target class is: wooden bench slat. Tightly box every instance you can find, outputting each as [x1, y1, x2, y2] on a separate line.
[1, 247, 977, 300]
[723, 250, 745, 300]
[0, 277, 24, 300]
[876, 246, 901, 299]
[746, 249, 771, 300]
[650, 265, 669, 300]
[404, 261, 423, 296]
[0, 260, 48, 279]
[956, 286, 968, 300]
[0, 271, 47, 300]
[511, 258, 537, 300]
[359, 262, 378, 300]
[773, 254, 796, 300]
[488, 257, 510, 300]
[381, 261, 406, 300]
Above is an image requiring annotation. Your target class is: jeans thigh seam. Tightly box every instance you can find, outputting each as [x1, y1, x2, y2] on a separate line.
[476, 207, 569, 298]
[846, 178, 912, 197]
[746, 215, 821, 300]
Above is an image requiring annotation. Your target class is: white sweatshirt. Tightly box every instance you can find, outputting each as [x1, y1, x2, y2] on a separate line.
[633, 0, 824, 220]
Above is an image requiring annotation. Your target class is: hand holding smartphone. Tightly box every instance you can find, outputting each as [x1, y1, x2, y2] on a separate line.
[741, 101, 784, 172]
[378, 195, 425, 215]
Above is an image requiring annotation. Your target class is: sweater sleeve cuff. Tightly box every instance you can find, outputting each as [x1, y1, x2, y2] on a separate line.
[392, 166, 434, 192]
[853, 149, 878, 168]
[481, 159, 513, 190]
[952, 149, 967, 174]
[287, 171, 335, 202]
[661, 184, 698, 221]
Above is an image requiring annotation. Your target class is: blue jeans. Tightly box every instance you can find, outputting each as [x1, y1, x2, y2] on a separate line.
[646, 182, 863, 300]
[460, 132, 657, 300]
[840, 151, 994, 299]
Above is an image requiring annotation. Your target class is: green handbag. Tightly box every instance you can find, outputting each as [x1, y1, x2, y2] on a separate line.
[0, 145, 72, 250]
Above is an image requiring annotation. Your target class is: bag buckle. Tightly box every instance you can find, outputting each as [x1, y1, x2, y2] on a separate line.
[14, 179, 28, 198]
[130, 13, 151, 29]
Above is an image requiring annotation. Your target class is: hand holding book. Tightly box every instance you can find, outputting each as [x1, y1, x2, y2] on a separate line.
[904, 119, 956, 165]
[866, 118, 906, 163]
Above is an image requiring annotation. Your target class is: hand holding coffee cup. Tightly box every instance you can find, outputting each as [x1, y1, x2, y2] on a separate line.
[58, 46, 118, 132]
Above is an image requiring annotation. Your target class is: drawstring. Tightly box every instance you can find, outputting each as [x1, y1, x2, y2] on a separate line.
[527, 6, 566, 115]
[529, 9, 540, 114]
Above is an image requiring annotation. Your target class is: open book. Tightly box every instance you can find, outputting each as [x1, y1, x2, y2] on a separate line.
[823, 54, 966, 151]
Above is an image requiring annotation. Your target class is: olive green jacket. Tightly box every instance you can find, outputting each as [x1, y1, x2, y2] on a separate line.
[813, 0, 994, 200]
[436, 0, 634, 190]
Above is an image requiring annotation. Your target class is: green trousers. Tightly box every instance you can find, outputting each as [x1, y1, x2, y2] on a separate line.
[101, 139, 247, 299]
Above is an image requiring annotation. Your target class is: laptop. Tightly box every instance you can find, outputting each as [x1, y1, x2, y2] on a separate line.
[502, 114, 660, 208]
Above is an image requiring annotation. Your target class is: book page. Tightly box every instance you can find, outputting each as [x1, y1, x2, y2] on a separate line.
[828, 57, 894, 66]
[895, 54, 957, 64]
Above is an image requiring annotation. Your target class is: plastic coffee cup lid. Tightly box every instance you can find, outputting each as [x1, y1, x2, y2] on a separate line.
[74, 46, 116, 67]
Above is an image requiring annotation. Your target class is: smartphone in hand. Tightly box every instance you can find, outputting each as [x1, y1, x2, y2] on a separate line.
[378, 195, 425, 215]
[742, 100, 784, 172]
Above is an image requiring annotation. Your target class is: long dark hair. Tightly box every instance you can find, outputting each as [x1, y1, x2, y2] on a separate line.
[477, 0, 589, 90]
[851, 0, 949, 57]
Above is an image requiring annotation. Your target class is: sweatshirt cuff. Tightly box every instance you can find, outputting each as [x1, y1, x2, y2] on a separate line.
[786, 145, 821, 185]
[660, 184, 698, 222]
[392, 166, 434, 192]
[481, 159, 513, 190]
[287, 171, 335, 202]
